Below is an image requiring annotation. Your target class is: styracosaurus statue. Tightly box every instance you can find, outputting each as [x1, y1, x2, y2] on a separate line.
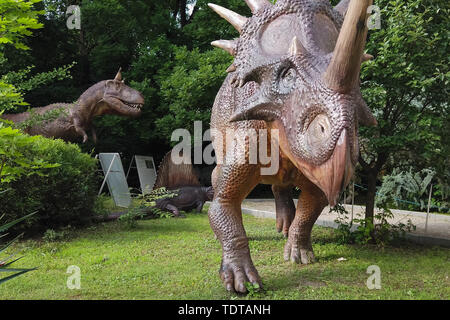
[208, 0, 377, 293]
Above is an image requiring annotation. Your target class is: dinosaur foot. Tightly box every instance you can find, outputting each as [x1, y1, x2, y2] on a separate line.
[173, 214, 186, 219]
[220, 256, 262, 294]
[276, 215, 293, 238]
[284, 240, 316, 265]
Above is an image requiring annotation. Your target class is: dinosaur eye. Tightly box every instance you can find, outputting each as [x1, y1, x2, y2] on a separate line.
[279, 67, 296, 93]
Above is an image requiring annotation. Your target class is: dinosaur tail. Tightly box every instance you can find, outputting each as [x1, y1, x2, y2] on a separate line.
[154, 149, 201, 189]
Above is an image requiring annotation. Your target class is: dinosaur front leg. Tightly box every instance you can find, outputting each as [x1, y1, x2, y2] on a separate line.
[165, 204, 185, 218]
[284, 180, 327, 265]
[195, 201, 204, 213]
[272, 184, 295, 238]
[208, 164, 262, 293]
[91, 126, 98, 144]
[72, 118, 88, 143]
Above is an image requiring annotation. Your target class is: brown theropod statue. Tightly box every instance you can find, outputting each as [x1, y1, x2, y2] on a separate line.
[208, 0, 377, 293]
[2, 69, 144, 143]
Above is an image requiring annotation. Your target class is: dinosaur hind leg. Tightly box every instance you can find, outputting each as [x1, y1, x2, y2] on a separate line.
[284, 180, 327, 265]
[272, 184, 296, 238]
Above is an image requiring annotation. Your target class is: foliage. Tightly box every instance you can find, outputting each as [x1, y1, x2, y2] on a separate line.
[42, 226, 72, 242]
[0, 211, 37, 284]
[0, 123, 59, 184]
[139, 187, 179, 218]
[156, 47, 231, 142]
[0, 0, 44, 111]
[244, 282, 264, 299]
[0, 0, 43, 51]
[332, 203, 416, 246]
[376, 168, 447, 212]
[118, 188, 179, 228]
[92, 194, 110, 218]
[0, 61, 75, 112]
[0, 136, 99, 235]
[118, 208, 146, 229]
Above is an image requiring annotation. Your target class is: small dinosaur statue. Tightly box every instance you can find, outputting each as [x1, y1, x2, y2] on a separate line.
[155, 186, 215, 217]
[1, 69, 144, 143]
[154, 150, 214, 217]
[154, 150, 202, 189]
[208, 0, 377, 293]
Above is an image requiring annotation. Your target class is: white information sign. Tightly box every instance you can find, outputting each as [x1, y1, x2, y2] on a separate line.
[98, 153, 131, 208]
[134, 156, 157, 194]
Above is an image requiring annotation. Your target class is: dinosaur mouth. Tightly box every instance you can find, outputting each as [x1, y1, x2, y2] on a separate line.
[121, 100, 144, 110]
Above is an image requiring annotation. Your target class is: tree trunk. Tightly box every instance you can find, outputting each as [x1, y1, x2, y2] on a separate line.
[365, 169, 378, 241]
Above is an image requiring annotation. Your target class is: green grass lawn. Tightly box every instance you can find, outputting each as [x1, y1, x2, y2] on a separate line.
[1, 210, 449, 300]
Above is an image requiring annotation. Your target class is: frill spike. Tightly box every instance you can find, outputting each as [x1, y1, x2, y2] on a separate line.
[208, 3, 248, 33]
[211, 40, 236, 56]
[362, 53, 374, 62]
[226, 64, 237, 73]
[244, 0, 271, 14]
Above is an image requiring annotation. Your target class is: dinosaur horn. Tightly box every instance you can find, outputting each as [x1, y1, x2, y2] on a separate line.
[323, 0, 373, 93]
[208, 3, 248, 33]
[114, 67, 123, 81]
[211, 40, 236, 56]
[334, 0, 350, 17]
[244, 0, 271, 13]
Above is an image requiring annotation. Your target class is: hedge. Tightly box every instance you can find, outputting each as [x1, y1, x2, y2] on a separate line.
[0, 136, 99, 235]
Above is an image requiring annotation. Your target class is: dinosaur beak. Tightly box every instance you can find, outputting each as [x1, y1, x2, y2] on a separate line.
[296, 129, 354, 206]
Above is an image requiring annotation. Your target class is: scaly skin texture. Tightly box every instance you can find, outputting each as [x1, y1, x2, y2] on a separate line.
[208, 0, 376, 293]
[155, 186, 214, 217]
[2, 69, 144, 143]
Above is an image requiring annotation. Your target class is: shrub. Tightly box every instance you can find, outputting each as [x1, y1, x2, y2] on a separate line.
[332, 203, 416, 246]
[0, 135, 99, 235]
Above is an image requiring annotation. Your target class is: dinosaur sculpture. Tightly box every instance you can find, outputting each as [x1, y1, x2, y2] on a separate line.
[154, 150, 214, 217]
[154, 150, 202, 189]
[208, 0, 377, 293]
[155, 186, 215, 217]
[1, 69, 144, 143]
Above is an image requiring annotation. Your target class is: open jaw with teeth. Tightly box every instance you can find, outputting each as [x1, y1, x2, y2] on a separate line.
[122, 100, 144, 110]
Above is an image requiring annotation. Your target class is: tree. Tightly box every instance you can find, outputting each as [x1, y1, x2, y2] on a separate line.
[0, 0, 43, 51]
[0, 0, 61, 186]
[0, 0, 44, 111]
[359, 0, 449, 226]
